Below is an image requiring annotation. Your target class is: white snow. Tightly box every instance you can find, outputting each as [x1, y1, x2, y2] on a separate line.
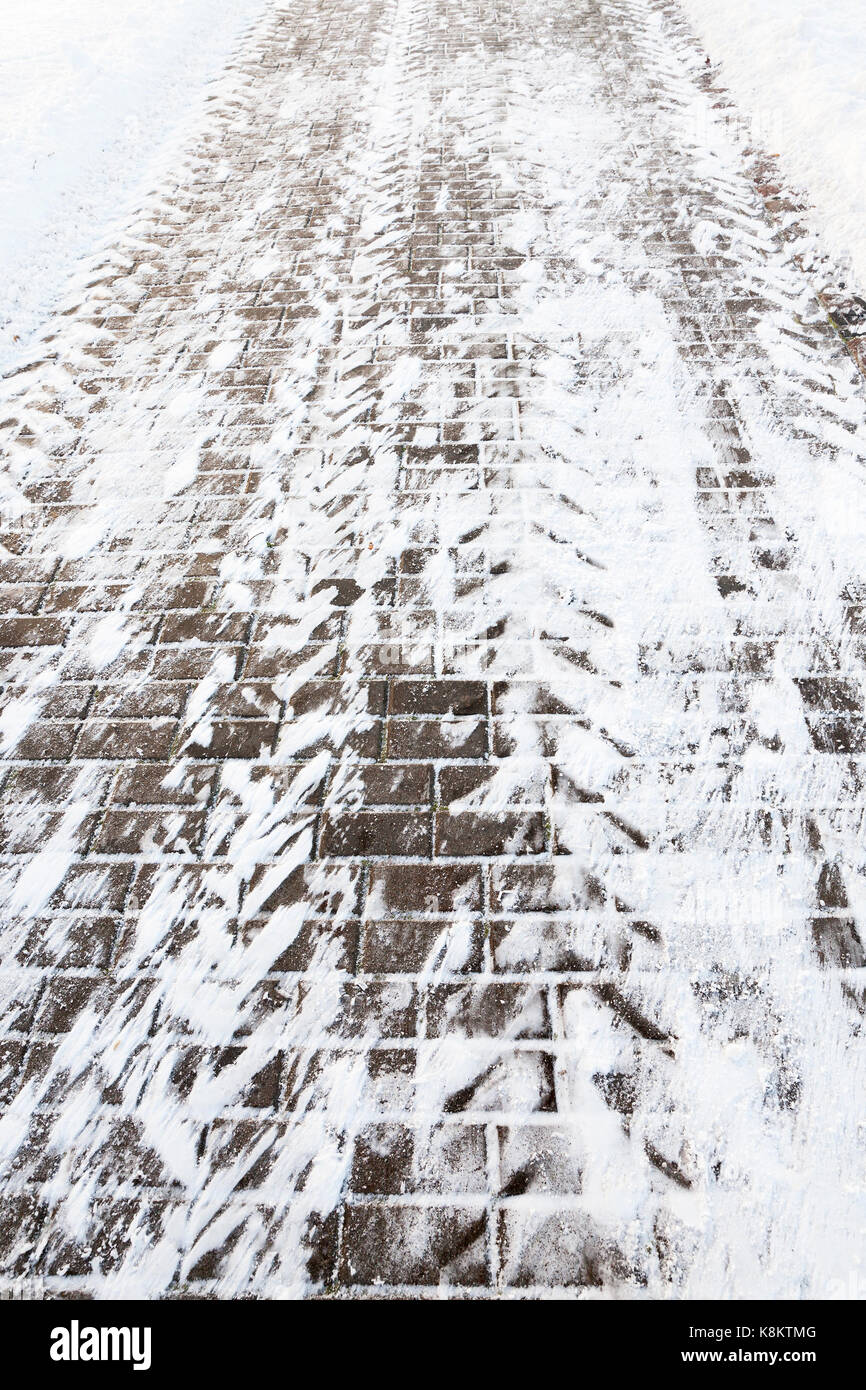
[680, 0, 866, 287]
[2, 0, 866, 1300]
[0, 0, 272, 377]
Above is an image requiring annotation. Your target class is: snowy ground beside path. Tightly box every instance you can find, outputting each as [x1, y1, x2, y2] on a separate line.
[0, 0, 272, 377]
[680, 0, 866, 287]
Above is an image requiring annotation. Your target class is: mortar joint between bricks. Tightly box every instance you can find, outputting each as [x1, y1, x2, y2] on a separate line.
[232, 613, 256, 681]
[199, 761, 225, 849]
[356, 860, 372, 924]
[31, 556, 62, 615]
[480, 861, 493, 969]
[483, 680, 493, 762]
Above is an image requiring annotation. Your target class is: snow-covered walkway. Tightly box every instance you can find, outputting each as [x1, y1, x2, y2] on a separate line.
[1, 0, 866, 1298]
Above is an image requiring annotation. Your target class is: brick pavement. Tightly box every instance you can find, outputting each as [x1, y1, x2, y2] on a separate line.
[1, 0, 866, 1297]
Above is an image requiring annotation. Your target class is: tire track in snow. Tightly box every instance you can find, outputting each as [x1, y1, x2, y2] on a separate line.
[1, 0, 866, 1298]
[0, 0, 449, 1295]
